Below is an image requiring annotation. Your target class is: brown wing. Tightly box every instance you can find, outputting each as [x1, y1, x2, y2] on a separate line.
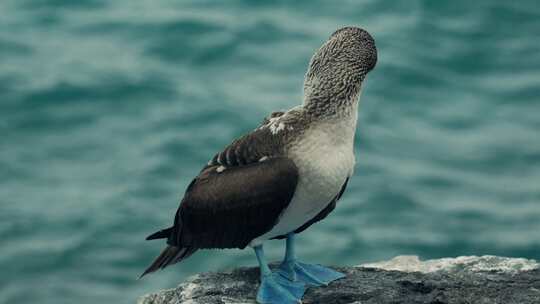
[171, 157, 298, 249]
[142, 123, 296, 277]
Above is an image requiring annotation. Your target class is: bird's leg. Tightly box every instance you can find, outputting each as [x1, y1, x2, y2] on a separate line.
[278, 233, 346, 286]
[278, 232, 299, 281]
[253, 245, 305, 304]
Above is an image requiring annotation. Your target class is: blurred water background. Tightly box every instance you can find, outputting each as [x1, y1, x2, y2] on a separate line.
[1, 0, 539, 303]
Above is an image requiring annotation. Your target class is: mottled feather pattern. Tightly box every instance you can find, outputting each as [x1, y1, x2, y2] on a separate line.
[303, 27, 376, 117]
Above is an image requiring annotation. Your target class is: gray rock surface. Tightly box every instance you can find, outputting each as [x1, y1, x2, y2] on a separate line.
[138, 255, 540, 304]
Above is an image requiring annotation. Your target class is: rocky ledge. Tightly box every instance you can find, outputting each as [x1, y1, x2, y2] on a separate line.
[138, 255, 540, 304]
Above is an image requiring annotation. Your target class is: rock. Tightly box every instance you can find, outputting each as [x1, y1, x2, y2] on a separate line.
[138, 255, 540, 304]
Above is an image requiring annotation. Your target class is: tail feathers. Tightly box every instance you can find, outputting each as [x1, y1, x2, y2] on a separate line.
[146, 227, 173, 240]
[139, 245, 196, 278]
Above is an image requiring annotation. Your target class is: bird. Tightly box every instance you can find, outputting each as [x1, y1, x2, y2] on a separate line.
[141, 26, 377, 304]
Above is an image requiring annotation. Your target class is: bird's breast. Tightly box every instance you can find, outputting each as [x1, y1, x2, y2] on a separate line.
[288, 122, 356, 212]
[249, 120, 356, 247]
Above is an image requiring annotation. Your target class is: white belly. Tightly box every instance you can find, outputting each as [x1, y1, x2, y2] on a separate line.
[249, 119, 356, 247]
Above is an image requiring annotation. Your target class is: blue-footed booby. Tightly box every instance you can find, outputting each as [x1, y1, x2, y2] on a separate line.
[142, 26, 377, 304]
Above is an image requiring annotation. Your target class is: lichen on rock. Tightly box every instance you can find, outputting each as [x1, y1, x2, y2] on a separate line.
[138, 256, 540, 304]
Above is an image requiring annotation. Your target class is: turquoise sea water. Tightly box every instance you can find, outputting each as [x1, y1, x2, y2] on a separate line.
[1, 1, 539, 303]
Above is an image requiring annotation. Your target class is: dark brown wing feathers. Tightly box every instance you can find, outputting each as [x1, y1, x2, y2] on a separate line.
[209, 127, 283, 167]
[173, 157, 299, 249]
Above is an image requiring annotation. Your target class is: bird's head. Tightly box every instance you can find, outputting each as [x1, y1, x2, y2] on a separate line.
[303, 26, 377, 113]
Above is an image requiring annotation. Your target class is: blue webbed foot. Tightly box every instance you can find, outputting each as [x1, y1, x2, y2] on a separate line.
[257, 272, 305, 304]
[278, 260, 345, 287]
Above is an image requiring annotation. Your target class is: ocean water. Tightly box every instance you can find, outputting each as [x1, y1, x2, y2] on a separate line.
[1, 1, 539, 303]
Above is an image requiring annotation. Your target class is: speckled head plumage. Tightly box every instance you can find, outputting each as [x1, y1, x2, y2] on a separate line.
[303, 26, 377, 116]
